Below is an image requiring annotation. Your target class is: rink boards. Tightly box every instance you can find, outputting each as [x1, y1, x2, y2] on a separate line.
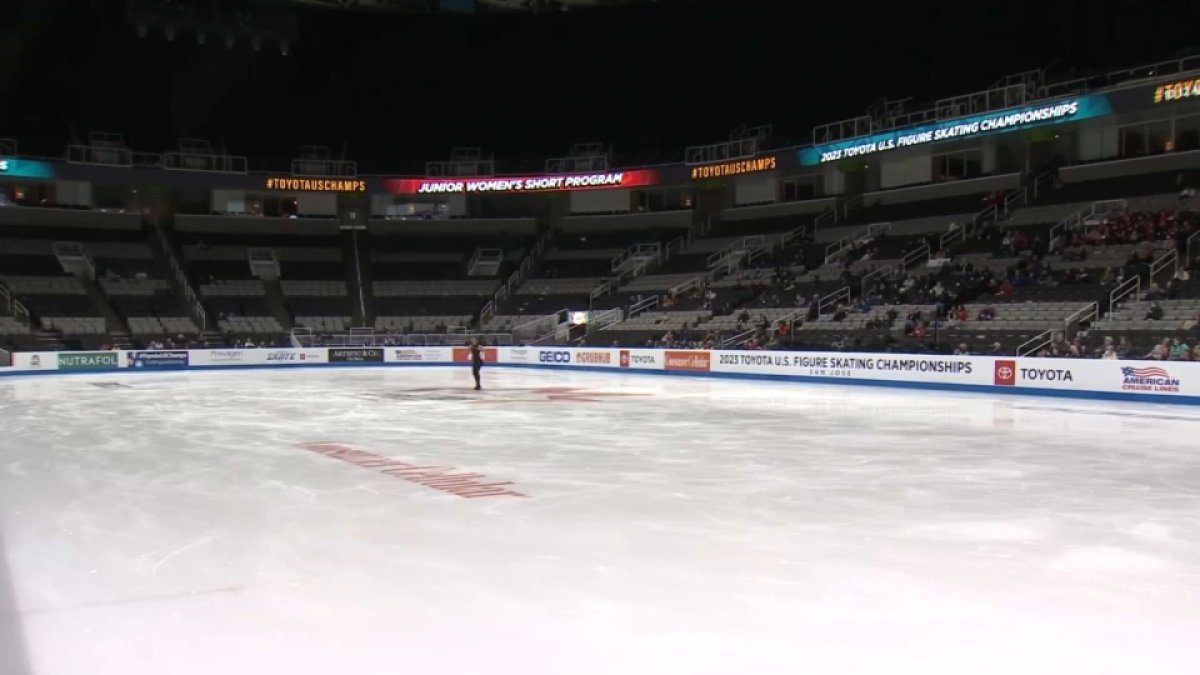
[2, 345, 1199, 405]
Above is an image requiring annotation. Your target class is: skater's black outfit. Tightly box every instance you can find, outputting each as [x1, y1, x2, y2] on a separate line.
[470, 343, 483, 390]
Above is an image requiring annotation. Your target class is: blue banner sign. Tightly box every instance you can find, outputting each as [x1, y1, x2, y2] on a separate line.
[799, 94, 1113, 166]
[126, 351, 190, 369]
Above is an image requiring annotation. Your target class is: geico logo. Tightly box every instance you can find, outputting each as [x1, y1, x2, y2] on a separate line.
[267, 352, 296, 361]
[539, 351, 571, 363]
[1020, 367, 1074, 382]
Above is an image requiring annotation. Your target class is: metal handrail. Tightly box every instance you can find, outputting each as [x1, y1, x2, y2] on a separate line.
[589, 279, 614, 305]
[779, 225, 806, 248]
[1151, 247, 1179, 280]
[1002, 186, 1027, 217]
[162, 151, 249, 174]
[669, 276, 705, 298]
[818, 286, 851, 315]
[1048, 204, 1089, 241]
[813, 208, 837, 232]
[1052, 198, 1129, 240]
[720, 327, 757, 348]
[824, 222, 892, 265]
[973, 203, 998, 235]
[628, 295, 659, 319]
[902, 242, 931, 268]
[589, 308, 623, 330]
[706, 235, 767, 270]
[860, 265, 896, 299]
[1063, 301, 1099, 334]
[938, 225, 965, 252]
[1017, 329, 1054, 357]
[1031, 170, 1056, 200]
[152, 219, 207, 330]
[665, 235, 687, 260]
[842, 193, 864, 219]
[1040, 54, 1200, 99]
[1109, 275, 1141, 313]
[1187, 230, 1200, 268]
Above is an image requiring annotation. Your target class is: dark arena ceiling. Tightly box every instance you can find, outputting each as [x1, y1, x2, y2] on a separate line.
[275, 0, 658, 12]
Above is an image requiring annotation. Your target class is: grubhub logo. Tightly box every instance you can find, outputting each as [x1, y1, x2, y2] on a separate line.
[993, 360, 1017, 386]
[539, 351, 571, 363]
[575, 351, 611, 365]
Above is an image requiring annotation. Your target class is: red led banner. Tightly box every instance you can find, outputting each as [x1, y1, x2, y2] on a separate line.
[384, 169, 659, 195]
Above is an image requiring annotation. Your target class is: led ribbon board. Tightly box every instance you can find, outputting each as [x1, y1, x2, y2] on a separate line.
[0, 158, 56, 179]
[690, 155, 777, 180]
[384, 169, 660, 195]
[264, 177, 367, 192]
[799, 94, 1113, 166]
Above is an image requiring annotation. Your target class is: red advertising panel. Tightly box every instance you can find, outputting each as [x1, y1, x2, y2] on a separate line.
[453, 347, 498, 363]
[665, 350, 711, 372]
[384, 169, 659, 195]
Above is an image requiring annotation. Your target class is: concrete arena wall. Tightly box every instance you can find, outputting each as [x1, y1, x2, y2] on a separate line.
[2, 345, 1199, 406]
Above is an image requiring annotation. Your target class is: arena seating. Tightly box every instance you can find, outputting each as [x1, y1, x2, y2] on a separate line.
[1, 142, 1199, 358]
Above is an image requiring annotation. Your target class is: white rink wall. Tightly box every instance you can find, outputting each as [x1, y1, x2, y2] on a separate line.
[2, 345, 1199, 405]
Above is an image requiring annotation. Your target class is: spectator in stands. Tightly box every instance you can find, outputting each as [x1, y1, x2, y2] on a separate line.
[987, 341, 1004, 356]
[1101, 344, 1119, 360]
[1143, 340, 1169, 360]
[1117, 337, 1133, 359]
[977, 306, 996, 321]
[1169, 338, 1191, 360]
[953, 343, 970, 356]
[1145, 302, 1165, 321]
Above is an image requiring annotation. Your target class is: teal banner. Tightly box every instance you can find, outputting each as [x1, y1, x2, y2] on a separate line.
[0, 157, 56, 179]
[799, 94, 1114, 166]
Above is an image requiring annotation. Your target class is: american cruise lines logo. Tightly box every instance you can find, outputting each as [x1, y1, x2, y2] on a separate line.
[1121, 366, 1181, 393]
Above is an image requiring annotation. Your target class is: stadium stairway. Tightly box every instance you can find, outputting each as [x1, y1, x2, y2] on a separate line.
[261, 278, 296, 331]
[341, 228, 372, 327]
[145, 216, 215, 334]
[78, 274, 133, 347]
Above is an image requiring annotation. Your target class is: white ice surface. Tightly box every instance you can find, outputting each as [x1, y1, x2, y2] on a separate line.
[1, 366, 1200, 675]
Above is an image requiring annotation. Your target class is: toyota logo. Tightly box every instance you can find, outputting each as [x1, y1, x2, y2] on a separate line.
[997, 366, 1013, 379]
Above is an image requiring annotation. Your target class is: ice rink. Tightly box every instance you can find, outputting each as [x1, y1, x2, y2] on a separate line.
[2, 365, 1200, 675]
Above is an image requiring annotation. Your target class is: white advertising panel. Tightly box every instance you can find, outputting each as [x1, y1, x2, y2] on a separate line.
[497, 347, 661, 370]
[711, 351, 991, 386]
[615, 348, 664, 370]
[9, 352, 61, 371]
[1002, 358, 1199, 400]
[384, 347, 452, 364]
[189, 348, 328, 367]
[2, 345, 1198, 405]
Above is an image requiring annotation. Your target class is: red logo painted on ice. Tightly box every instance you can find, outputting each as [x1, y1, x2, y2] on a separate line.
[298, 442, 527, 499]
